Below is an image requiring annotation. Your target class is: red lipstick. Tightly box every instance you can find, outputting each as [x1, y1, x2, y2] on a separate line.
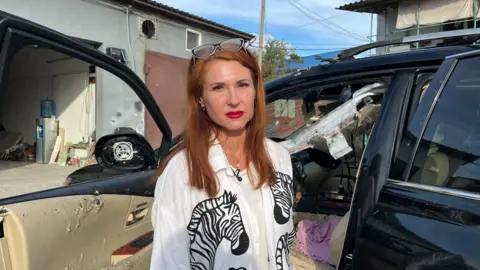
[226, 111, 244, 119]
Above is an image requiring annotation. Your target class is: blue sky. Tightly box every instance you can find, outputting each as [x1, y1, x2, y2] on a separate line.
[157, 0, 376, 56]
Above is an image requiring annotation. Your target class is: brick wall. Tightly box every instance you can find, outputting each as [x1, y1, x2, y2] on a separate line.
[266, 99, 305, 138]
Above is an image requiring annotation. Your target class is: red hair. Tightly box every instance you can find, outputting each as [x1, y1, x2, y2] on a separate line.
[154, 48, 276, 198]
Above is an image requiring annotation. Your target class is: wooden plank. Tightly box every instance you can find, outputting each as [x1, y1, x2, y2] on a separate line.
[58, 128, 65, 154]
[49, 136, 63, 164]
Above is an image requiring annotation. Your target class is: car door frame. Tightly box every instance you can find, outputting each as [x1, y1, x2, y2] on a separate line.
[0, 10, 172, 205]
[340, 49, 480, 269]
[336, 68, 418, 269]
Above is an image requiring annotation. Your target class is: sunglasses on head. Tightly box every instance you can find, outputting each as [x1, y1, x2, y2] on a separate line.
[191, 37, 256, 65]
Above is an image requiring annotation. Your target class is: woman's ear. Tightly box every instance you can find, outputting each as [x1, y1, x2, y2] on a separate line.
[198, 98, 206, 111]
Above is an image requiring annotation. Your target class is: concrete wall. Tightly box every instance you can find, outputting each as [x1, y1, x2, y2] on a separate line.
[376, 6, 446, 54]
[0, 47, 93, 144]
[376, 7, 407, 54]
[0, 0, 231, 141]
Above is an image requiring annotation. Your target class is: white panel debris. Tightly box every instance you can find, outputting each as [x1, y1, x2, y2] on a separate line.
[279, 82, 386, 159]
[326, 132, 353, 160]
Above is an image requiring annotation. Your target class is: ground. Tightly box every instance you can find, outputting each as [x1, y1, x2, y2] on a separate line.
[0, 161, 78, 198]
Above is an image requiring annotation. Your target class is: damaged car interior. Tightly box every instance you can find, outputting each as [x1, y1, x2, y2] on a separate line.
[265, 76, 388, 269]
[3, 8, 480, 270]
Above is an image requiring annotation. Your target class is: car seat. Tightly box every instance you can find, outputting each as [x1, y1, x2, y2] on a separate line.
[411, 147, 450, 187]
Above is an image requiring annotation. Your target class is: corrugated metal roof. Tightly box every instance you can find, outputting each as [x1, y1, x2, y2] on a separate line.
[112, 0, 254, 39]
[336, 0, 399, 13]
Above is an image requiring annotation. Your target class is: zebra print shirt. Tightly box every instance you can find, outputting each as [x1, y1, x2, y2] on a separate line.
[150, 138, 295, 270]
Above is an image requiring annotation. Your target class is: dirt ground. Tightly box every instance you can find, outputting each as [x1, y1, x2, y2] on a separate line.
[0, 161, 78, 198]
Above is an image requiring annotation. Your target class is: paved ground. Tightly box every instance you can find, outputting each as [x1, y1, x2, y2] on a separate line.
[0, 161, 78, 198]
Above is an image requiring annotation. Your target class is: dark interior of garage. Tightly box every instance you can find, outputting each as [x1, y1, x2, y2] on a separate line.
[0, 45, 97, 197]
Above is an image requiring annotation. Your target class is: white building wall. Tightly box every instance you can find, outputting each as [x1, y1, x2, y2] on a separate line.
[376, 5, 455, 55]
[0, 0, 232, 140]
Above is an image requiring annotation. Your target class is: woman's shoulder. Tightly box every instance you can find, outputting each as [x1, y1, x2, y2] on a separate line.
[264, 137, 291, 162]
[158, 149, 189, 184]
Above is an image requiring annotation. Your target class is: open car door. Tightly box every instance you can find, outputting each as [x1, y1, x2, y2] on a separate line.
[339, 50, 480, 269]
[0, 11, 172, 270]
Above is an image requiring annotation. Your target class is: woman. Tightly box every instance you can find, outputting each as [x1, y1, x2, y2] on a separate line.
[150, 38, 295, 270]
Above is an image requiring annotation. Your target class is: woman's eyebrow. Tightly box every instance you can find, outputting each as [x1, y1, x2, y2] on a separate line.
[208, 82, 225, 87]
[237, 79, 252, 83]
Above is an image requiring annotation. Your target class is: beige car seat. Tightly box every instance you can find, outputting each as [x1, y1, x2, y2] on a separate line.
[411, 146, 450, 187]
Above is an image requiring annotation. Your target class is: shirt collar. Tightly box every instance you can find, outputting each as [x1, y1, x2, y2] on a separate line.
[209, 138, 230, 173]
[208, 135, 270, 178]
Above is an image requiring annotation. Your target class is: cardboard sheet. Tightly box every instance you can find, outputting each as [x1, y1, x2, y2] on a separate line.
[397, 0, 479, 29]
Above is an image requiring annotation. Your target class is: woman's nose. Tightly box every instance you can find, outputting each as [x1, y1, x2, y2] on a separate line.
[227, 87, 240, 106]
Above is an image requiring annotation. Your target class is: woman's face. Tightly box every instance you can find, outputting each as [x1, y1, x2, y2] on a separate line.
[200, 59, 256, 133]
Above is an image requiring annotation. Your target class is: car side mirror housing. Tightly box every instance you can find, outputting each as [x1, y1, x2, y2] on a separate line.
[95, 132, 156, 171]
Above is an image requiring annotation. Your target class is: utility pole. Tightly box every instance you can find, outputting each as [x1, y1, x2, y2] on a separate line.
[258, 0, 266, 70]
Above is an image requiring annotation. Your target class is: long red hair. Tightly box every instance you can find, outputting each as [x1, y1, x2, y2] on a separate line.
[154, 48, 276, 198]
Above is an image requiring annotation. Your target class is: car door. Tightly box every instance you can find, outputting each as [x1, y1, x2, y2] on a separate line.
[0, 11, 171, 270]
[339, 51, 480, 269]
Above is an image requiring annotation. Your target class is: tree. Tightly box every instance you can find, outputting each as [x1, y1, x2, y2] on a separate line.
[259, 39, 303, 81]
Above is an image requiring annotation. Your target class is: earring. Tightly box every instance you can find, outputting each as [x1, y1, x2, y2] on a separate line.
[201, 106, 206, 111]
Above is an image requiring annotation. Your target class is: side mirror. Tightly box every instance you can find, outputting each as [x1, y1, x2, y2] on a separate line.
[95, 132, 156, 171]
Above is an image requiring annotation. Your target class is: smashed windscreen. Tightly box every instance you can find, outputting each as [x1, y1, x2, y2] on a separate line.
[266, 82, 386, 160]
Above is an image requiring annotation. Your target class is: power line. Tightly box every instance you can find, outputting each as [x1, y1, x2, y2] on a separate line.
[287, 0, 363, 41]
[295, 0, 370, 41]
[291, 0, 368, 41]
[291, 0, 369, 42]
[287, 0, 370, 42]
[251, 45, 347, 51]
[288, 42, 362, 46]
[294, 11, 351, 29]
[288, 48, 348, 51]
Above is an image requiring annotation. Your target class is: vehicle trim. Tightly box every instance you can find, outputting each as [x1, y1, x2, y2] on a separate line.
[446, 48, 480, 60]
[0, 170, 157, 206]
[403, 27, 480, 43]
[266, 66, 439, 103]
[387, 179, 480, 201]
[338, 28, 480, 61]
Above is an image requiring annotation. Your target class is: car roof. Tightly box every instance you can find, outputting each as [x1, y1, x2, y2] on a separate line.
[265, 45, 478, 95]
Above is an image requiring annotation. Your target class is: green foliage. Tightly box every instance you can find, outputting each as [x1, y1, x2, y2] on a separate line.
[258, 39, 303, 82]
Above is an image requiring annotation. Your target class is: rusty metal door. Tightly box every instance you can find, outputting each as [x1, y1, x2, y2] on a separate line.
[144, 51, 190, 149]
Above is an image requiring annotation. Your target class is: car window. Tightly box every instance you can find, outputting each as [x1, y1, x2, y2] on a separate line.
[0, 44, 162, 198]
[266, 98, 305, 139]
[406, 56, 480, 193]
[266, 90, 346, 139]
[389, 69, 450, 180]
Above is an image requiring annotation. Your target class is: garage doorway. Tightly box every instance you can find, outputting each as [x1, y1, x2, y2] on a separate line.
[144, 51, 190, 149]
[0, 45, 96, 196]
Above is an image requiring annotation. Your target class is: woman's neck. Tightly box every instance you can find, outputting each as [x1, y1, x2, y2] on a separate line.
[217, 128, 248, 170]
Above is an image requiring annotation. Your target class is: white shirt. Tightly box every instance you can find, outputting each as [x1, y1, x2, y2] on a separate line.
[236, 169, 269, 269]
[150, 138, 295, 270]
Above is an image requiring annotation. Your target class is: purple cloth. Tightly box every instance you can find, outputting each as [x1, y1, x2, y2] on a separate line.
[295, 217, 342, 265]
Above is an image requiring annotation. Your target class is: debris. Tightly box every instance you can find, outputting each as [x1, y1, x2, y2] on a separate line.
[0, 129, 23, 153]
[279, 82, 386, 159]
[0, 143, 32, 161]
[326, 133, 352, 160]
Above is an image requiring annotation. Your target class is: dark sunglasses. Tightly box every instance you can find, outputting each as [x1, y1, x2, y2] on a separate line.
[191, 37, 256, 65]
